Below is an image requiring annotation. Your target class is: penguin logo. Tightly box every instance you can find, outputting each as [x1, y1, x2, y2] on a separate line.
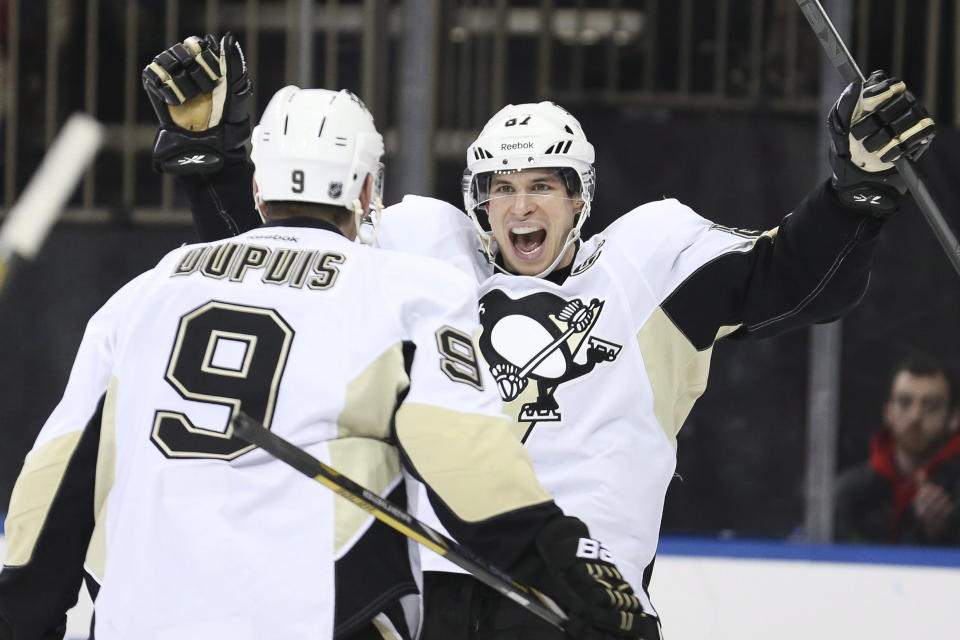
[478, 289, 622, 441]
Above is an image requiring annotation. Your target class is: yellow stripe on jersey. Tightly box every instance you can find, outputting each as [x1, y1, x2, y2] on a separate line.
[4, 431, 83, 566]
[333, 342, 411, 553]
[329, 438, 402, 555]
[639, 309, 744, 449]
[338, 341, 411, 440]
[395, 402, 552, 523]
[636, 307, 728, 450]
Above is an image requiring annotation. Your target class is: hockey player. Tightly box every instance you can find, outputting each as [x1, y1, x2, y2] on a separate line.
[141, 35, 935, 640]
[0, 37, 653, 640]
[402, 82, 933, 640]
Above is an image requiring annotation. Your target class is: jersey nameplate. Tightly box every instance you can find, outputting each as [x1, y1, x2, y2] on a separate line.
[172, 242, 345, 290]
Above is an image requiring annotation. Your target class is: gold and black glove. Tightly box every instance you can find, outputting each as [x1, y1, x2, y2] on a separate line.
[516, 517, 660, 640]
[142, 33, 252, 174]
[828, 69, 935, 217]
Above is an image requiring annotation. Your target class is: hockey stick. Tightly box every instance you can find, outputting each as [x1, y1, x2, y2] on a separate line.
[794, 0, 960, 278]
[230, 411, 568, 630]
[517, 300, 602, 379]
[0, 113, 105, 295]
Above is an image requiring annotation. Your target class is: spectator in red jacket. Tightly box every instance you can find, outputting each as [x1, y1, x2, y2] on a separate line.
[835, 358, 960, 545]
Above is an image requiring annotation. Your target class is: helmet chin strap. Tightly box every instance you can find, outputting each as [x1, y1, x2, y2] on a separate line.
[353, 196, 383, 245]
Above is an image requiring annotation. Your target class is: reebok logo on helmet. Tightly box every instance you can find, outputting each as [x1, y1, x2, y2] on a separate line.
[501, 141, 535, 151]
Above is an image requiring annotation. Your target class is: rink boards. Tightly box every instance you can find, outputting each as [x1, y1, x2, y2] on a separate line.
[2, 535, 959, 640]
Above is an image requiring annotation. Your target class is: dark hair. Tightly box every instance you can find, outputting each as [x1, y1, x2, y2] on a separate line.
[890, 356, 958, 410]
[557, 167, 582, 198]
[262, 201, 351, 227]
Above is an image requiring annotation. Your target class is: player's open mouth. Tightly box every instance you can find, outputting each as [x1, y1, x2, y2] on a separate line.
[509, 225, 547, 258]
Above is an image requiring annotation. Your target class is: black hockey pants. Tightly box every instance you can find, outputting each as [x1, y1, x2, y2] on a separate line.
[419, 572, 564, 640]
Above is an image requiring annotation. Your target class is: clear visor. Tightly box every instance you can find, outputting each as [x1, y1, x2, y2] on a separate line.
[472, 167, 583, 213]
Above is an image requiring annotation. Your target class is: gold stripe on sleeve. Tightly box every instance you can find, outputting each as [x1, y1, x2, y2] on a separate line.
[636, 307, 740, 449]
[329, 438, 402, 555]
[337, 342, 411, 440]
[395, 402, 552, 523]
[331, 342, 410, 553]
[4, 431, 84, 566]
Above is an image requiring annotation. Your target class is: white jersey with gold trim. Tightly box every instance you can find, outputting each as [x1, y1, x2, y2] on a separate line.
[378, 185, 882, 614]
[0, 219, 557, 639]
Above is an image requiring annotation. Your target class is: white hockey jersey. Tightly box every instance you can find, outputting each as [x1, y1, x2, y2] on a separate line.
[0, 218, 556, 640]
[377, 187, 881, 614]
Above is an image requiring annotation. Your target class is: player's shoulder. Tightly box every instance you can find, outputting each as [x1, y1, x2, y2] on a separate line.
[379, 194, 475, 241]
[376, 243, 477, 295]
[601, 197, 708, 241]
[380, 195, 472, 239]
[374, 246, 479, 330]
[378, 195, 487, 279]
[129, 236, 251, 293]
[86, 266, 162, 336]
[594, 197, 729, 262]
[383, 194, 468, 220]
[157, 238, 213, 262]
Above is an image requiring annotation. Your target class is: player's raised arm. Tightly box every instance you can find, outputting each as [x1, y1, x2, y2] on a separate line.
[142, 34, 260, 240]
[625, 70, 936, 351]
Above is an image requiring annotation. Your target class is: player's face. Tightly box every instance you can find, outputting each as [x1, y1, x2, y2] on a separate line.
[885, 371, 956, 459]
[485, 169, 582, 275]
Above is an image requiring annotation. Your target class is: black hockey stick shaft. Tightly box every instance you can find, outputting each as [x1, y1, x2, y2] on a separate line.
[795, 0, 960, 278]
[231, 411, 567, 630]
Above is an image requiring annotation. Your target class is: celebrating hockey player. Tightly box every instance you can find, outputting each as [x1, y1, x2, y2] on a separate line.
[404, 80, 932, 640]
[0, 36, 654, 640]
[139, 33, 934, 640]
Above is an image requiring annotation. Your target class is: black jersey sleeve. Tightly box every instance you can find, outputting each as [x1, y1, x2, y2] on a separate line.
[176, 159, 261, 242]
[0, 398, 103, 640]
[0, 275, 139, 639]
[658, 180, 885, 349]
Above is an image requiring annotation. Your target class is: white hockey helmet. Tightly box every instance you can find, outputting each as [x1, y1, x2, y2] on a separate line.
[462, 101, 596, 276]
[251, 86, 385, 242]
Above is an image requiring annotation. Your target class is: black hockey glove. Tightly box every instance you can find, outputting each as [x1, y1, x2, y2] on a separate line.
[142, 33, 252, 175]
[828, 69, 936, 217]
[515, 517, 660, 640]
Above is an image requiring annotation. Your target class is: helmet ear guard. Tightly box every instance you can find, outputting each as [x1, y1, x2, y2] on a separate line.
[462, 102, 596, 277]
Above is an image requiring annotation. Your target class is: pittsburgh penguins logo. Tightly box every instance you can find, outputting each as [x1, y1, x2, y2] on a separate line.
[478, 289, 622, 441]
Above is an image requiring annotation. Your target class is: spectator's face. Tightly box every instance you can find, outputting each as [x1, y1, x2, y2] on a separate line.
[885, 371, 955, 458]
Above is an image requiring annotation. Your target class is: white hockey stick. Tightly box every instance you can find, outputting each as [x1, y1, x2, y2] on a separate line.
[230, 411, 568, 630]
[0, 113, 105, 293]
